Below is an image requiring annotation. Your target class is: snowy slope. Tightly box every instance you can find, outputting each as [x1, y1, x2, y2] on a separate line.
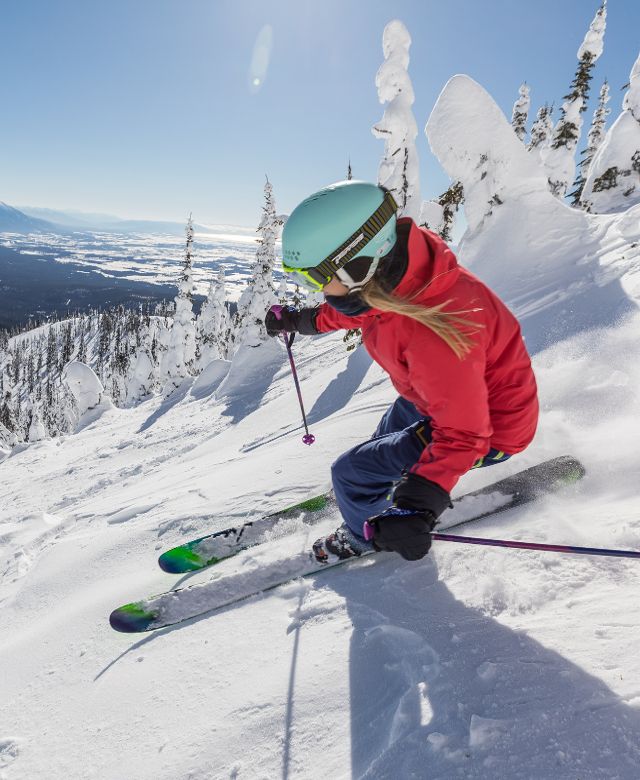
[2, 300, 640, 778]
[4, 67, 640, 780]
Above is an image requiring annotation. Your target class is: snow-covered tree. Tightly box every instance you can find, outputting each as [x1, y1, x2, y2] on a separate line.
[572, 80, 611, 206]
[291, 284, 303, 309]
[419, 182, 464, 243]
[542, 1, 607, 197]
[276, 276, 288, 305]
[372, 19, 421, 220]
[0, 419, 17, 451]
[233, 179, 281, 349]
[198, 269, 230, 365]
[161, 215, 197, 391]
[511, 83, 531, 142]
[61, 361, 105, 415]
[528, 104, 555, 159]
[28, 406, 47, 442]
[126, 318, 157, 404]
[581, 52, 640, 213]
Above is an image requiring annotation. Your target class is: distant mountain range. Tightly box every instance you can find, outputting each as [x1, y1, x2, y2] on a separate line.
[0, 201, 257, 238]
[0, 202, 66, 233]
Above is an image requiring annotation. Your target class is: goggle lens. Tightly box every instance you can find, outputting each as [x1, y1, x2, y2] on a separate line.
[282, 264, 330, 292]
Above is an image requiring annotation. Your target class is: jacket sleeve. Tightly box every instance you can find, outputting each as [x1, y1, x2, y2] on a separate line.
[403, 320, 492, 494]
[313, 303, 370, 333]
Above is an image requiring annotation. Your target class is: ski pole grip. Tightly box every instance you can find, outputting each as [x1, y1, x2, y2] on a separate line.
[271, 304, 284, 321]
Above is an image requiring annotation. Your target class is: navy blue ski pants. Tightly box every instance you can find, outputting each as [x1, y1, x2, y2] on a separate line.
[331, 396, 511, 539]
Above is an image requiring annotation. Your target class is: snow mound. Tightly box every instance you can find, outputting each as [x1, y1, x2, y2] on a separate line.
[425, 73, 639, 353]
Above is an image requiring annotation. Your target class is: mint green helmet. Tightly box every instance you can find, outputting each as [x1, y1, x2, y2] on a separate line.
[282, 180, 398, 291]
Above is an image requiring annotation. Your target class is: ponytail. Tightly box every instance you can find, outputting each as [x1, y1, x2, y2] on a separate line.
[360, 276, 483, 359]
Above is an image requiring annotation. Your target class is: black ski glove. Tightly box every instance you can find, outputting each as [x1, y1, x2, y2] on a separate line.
[265, 305, 319, 337]
[365, 506, 437, 561]
[365, 473, 451, 561]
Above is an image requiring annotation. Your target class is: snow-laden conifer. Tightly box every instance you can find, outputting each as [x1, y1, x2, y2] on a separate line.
[62, 361, 105, 415]
[233, 179, 280, 349]
[28, 406, 47, 442]
[542, 1, 607, 197]
[277, 276, 288, 306]
[419, 182, 464, 242]
[161, 215, 197, 391]
[581, 52, 640, 212]
[372, 20, 421, 220]
[572, 80, 611, 206]
[0, 419, 17, 452]
[198, 269, 229, 364]
[126, 319, 157, 404]
[512, 83, 531, 142]
[528, 104, 554, 160]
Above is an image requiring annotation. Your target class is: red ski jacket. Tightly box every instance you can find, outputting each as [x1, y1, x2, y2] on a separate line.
[314, 218, 539, 494]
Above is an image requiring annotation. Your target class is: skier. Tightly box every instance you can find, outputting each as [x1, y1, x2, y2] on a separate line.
[266, 180, 538, 564]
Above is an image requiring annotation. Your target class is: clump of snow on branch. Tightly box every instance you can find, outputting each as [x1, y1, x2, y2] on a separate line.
[161, 215, 197, 393]
[233, 178, 280, 349]
[372, 20, 421, 220]
[542, 1, 607, 197]
[511, 83, 530, 142]
[582, 52, 640, 213]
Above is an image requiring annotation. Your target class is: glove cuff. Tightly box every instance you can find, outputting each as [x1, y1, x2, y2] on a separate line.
[297, 308, 320, 335]
[393, 473, 451, 518]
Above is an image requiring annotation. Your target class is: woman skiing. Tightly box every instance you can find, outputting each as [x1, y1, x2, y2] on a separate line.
[265, 180, 538, 563]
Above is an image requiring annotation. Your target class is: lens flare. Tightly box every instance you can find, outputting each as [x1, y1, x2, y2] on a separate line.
[248, 24, 273, 93]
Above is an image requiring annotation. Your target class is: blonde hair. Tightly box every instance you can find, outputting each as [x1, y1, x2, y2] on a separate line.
[360, 276, 483, 359]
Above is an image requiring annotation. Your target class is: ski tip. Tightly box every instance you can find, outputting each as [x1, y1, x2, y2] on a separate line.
[158, 547, 213, 573]
[109, 603, 158, 633]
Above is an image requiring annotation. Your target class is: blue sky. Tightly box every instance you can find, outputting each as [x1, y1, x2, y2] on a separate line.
[1, 0, 638, 227]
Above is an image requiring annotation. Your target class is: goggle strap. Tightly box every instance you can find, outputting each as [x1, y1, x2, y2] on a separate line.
[315, 190, 397, 280]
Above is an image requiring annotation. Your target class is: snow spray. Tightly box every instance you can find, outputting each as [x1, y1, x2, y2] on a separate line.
[271, 305, 315, 446]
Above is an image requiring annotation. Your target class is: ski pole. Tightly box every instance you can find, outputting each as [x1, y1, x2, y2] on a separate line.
[271, 306, 315, 446]
[431, 532, 640, 559]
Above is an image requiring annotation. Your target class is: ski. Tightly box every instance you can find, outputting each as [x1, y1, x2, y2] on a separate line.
[111, 455, 585, 633]
[157, 493, 335, 573]
[158, 454, 585, 574]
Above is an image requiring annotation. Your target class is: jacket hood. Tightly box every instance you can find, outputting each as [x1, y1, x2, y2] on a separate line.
[391, 218, 460, 302]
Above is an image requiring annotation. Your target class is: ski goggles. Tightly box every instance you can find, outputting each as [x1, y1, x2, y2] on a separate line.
[282, 189, 398, 292]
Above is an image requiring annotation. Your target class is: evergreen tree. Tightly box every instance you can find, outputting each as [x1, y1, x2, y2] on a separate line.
[60, 322, 74, 370]
[197, 269, 229, 364]
[291, 285, 303, 309]
[233, 179, 281, 349]
[511, 83, 531, 142]
[437, 182, 465, 242]
[543, 2, 607, 197]
[161, 214, 197, 391]
[572, 80, 611, 205]
[372, 20, 421, 220]
[277, 276, 288, 305]
[528, 103, 554, 155]
[46, 327, 57, 376]
[582, 51, 640, 212]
